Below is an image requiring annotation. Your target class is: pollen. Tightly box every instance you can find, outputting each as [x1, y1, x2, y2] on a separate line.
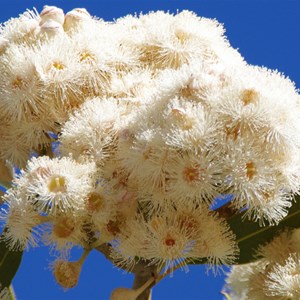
[175, 30, 188, 44]
[52, 61, 64, 70]
[87, 192, 104, 213]
[180, 85, 194, 98]
[183, 166, 199, 183]
[12, 76, 26, 89]
[241, 89, 259, 106]
[53, 217, 75, 238]
[246, 161, 257, 180]
[79, 51, 94, 62]
[48, 176, 67, 193]
[262, 190, 275, 203]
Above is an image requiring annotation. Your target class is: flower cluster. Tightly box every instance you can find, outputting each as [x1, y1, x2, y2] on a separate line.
[0, 5, 299, 293]
[224, 228, 300, 299]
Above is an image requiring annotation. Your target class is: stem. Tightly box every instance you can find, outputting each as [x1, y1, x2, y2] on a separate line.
[78, 249, 91, 265]
[95, 244, 158, 299]
[133, 260, 189, 299]
[132, 262, 157, 300]
[133, 274, 153, 300]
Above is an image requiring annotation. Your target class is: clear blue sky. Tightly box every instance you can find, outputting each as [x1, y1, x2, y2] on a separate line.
[1, 1, 300, 300]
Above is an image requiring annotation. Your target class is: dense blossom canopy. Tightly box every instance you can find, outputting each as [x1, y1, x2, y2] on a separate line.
[0, 5, 300, 299]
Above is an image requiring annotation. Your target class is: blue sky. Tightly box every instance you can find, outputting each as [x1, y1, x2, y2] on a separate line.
[1, 1, 300, 299]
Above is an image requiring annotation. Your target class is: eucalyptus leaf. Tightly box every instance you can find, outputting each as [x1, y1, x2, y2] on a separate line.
[0, 229, 23, 291]
[228, 196, 300, 264]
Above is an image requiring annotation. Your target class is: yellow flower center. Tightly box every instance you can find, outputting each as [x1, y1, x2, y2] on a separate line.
[241, 89, 259, 106]
[48, 176, 66, 193]
[52, 61, 64, 70]
[246, 161, 256, 180]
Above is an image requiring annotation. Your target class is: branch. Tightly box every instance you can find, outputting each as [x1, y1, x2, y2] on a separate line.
[95, 244, 158, 299]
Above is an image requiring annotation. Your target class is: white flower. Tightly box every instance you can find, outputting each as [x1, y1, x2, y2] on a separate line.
[0, 43, 45, 121]
[114, 204, 238, 272]
[60, 98, 126, 165]
[14, 156, 96, 214]
[265, 254, 300, 299]
[0, 190, 41, 250]
[0, 9, 40, 45]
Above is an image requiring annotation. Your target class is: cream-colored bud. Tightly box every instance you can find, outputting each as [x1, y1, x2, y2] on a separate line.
[39, 20, 64, 38]
[40, 5, 65, 26]
[63, 8, 91, 32]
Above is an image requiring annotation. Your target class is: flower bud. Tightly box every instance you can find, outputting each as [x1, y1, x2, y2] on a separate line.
[53, 260, 82, 289]
[39, 20, 64, 38]
[40, 5, 65, 26]
[63, 8, 91, 32]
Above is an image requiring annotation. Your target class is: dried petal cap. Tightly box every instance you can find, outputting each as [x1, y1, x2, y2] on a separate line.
[40, 5, 65, 26]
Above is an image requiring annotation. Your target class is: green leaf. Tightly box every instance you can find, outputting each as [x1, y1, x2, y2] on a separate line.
[228, 196, 300, 264]
[0, 229, 23, 291]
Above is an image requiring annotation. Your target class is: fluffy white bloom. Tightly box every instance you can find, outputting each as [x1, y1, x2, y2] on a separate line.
[224, 261, 265, 300]
[113, 204, 238, 272]
[265, 254, 300, 299]
[60, 98, 130, 165]
[0, 43, 46, 121]
[1, 6, 300, 295]
[225, 229, 300, 299]
[0, 190, 42, 250]
[0, 9, 40, 45]
[13, 156, 96, 214]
